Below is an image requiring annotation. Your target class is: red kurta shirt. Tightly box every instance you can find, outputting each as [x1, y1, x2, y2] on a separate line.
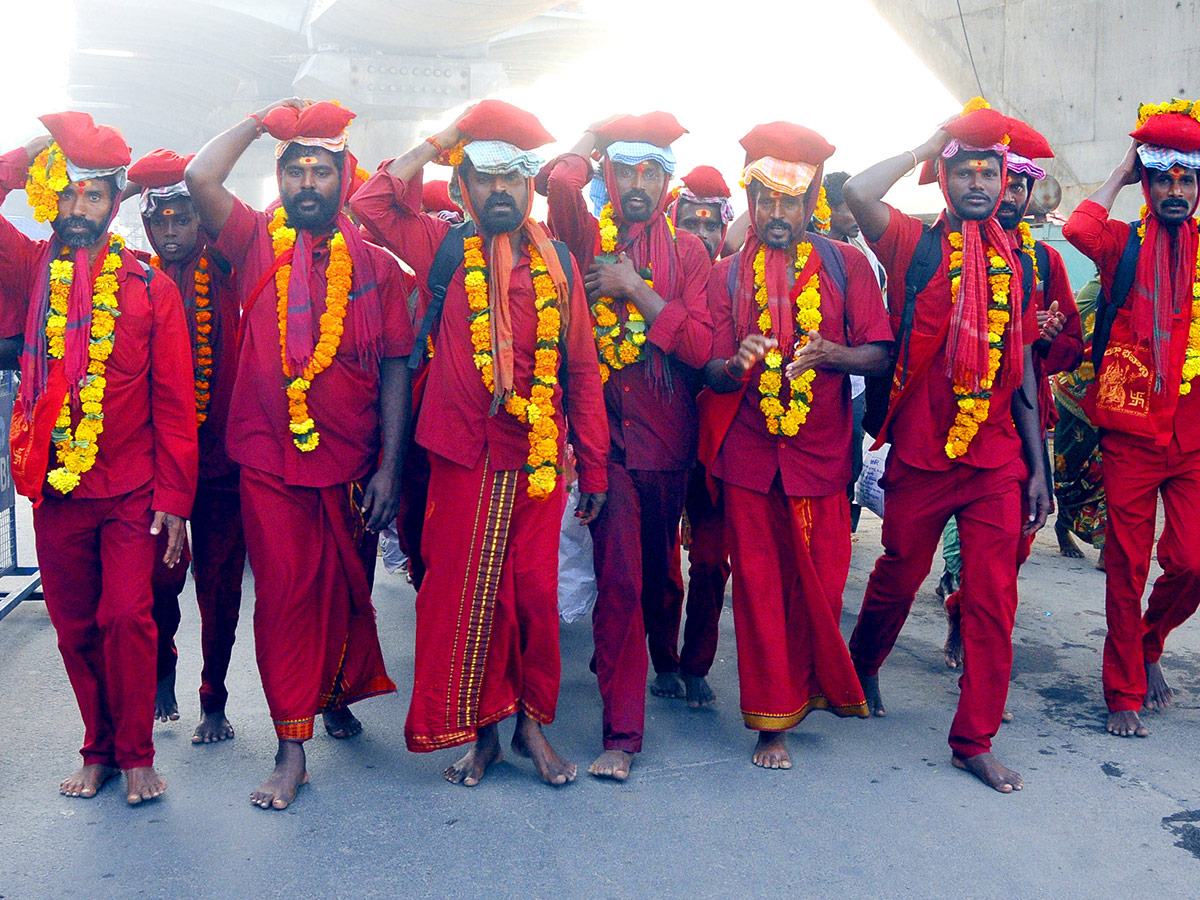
[0, 150, 198, 517]
[1063, 199, 1200, 450]
[543, 153, 714, 472]
[215, 198, 414, 488]
[350, 166, 610, 494]
[708, 241, 893, 497]
[869, 205, 1039, 472]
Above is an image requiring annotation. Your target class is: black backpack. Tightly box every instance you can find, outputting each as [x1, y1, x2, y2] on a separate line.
[1090, 224, 1143, 376]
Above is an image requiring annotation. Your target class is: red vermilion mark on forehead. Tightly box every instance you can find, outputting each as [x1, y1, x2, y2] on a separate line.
[695, 207, 712, 218]
[76, 180, 89, 189]
[1170, 165, 1188, 178]
[161, 208, 175, 216]
[298, 155, 320, 165]
[966, 159, 989, 171]
[635, 162, 654, 175]
[768, 190, 783, 199]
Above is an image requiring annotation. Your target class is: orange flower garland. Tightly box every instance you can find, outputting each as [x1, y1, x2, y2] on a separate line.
[753, 242, 822, 435]
[944, 231, 1013, 459]
[152, 254, 214, 427]
[591, 203, 651, 384]
[462, 234, 563, 500]
[268, 207, 352, 451]
[26, 142, 69, 223]
[1134, 210, 1200, 395]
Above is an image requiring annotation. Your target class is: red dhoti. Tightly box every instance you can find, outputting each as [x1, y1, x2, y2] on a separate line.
[849, 456, 1024, 759]
[241, 466, 395, 742]
[34, 484, 158, 769]
[649, 465, 729, 678]
[590, 463, 688, 753]
[406, 452, 566, 752]
[1100, 431, 1200, 711]
[724, 482, 867, 730]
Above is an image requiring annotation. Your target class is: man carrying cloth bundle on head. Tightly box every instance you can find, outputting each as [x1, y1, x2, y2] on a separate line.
[941, 120, 1083, 672]
[186, 99, 414, 810]
[652, 164, 736, 709]
[0, 113, 197, 804]
[351, 100, 608, 788]
[122, 149, 247, 746]
[1063, 99, 1200, 739]
[843, 98, 1051, 793]
[703, 123, 891, 769]
[539, 112, 713, 781]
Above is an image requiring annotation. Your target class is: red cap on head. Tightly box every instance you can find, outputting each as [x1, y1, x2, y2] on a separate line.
[1006, 119, 1054, 160]
[680, 165, 730, 199]
[456, 99, 554, 150]
[739, 122, 835, 166]
[38, 111, 131, 170]
[943, 107, 1013, 149]
[128, 148, 194, 188]
[421, 179, 463, 214]
[598, 112, 688, 147]
[263, 101, 356, 142]
[1131, 111, 1200, 153]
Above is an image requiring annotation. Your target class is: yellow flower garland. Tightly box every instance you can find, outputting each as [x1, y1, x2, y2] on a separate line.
[753, 242, 822, 436]
[1136, 98, 1200, 129]
[591, 203, 651, 384]
[1133, 213, 1200, 395]
[945, 231, 1013, 459]
[1016, 221, 1039, 282]
[812, 185, 832, 234]
[26, 142, 69, 223]
[46, 235, 123, 494]
[462, 234, 562, 500]
[152, 254, 214, 427]
[268, 208, 353, 452]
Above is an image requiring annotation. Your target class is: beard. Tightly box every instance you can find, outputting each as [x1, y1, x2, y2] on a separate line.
[996, 202, 1022, 230]
[476, 193, 524, 234]
[281, 188, 340, 230]
[619, 189, 655, 224]
[760, 218, 794, 249]
[52, 215, 107, 249]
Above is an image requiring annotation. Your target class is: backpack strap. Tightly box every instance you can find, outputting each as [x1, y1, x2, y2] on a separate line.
[1018, 250, 1035, 312]
[897, 226, 943, 379]
[407, 221, 475, 370]
[1034, 240, 1051, 297]
[1092, 223, 1143, 373]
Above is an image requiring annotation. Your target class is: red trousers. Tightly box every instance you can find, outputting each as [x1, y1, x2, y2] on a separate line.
[241, 466, 395, 742]
[1100, 431, 1200, 711]
[406, 452, 565, 751]
[34, 484, 158, 769]
[651, 465, 729, 678]
[725, 482, 867, 730]
[591, 463, 688, 753]
[944, 510, 1034, 620]
[849, 456, 1025, 759]
[150, 472, 246, 712]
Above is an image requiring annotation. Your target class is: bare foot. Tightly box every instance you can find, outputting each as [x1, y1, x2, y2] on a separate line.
[588, 749, 633, 781]
[155, 672, 179, 722]
[1055, 522, 1085, 559]
[1096, 545, 1106, 571]
[943, 604, 963, 669]
[510, 712, 576, 786]
[952, 753, 1023, 793]
[650, 671, 686, 699]
[322, 707, 362, 739]
[855, 663, 886, 716]
[59, 764, 117, 798]
[683, 674, 716, 708]
[251, 741, 308, 809]
[752, 731, 792, 769]
[1002, 708, 1014, 723]
[192, 710, 235, 744]
[1106, 710, 1149, 737]
[444, 723, 501, 787]
[124, 766, 167, 805]
[1144, 662, 1175, 711]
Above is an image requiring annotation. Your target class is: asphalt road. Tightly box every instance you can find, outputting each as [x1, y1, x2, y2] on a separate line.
[2, 502, 1200, 899]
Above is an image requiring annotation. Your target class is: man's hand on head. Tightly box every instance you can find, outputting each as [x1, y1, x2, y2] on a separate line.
[23, 135, 51, 163]
[1116, 139, 1143, 186]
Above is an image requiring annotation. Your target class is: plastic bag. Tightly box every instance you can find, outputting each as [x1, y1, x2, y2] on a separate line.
[378, 522, 408, 576]
[558, 482, 597, 624]
[855, 436, 888, 519]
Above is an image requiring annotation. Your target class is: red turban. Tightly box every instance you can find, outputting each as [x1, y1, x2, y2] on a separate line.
[456, 99, 554, 149]
[739, 122, 835, 166]
[679, 165, 730, 199]
[128, 149, 194, 188]
[38, 111, 130, 171]
[263, 101, 355, 142]
[1131, 111, 1200, 152]
[598, 112, 688, 147]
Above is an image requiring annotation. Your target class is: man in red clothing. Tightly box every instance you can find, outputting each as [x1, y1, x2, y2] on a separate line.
[942, 121, 1084, 669]
[1063, 99, 1200, 739]
[539, 112, 713, 780]
[843, 99, 1051, 793]
[652, 165, 736, 708]
[186, 99, 413, 809]
[0, 112, 197, 804]
[124, 149, 247, 744]
[703, 123, 892, 768]
[352, 100, 609, 787]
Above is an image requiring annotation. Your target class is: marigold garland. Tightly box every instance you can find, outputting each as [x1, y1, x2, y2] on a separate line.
[462, 234, 563, 500]
[153, 254, 214, 427]
[753, 242, 822, 436]
[591, 203, 652, 384]
[812, 185, 832, 234]
[26, 142, 69, 223]
[944, 231, 1013, 459]
[1136, 98, 1200, 128]
[46, 234, 123, 494]
[268, 207, 352, 452]
[1016, 221, 1039, 283]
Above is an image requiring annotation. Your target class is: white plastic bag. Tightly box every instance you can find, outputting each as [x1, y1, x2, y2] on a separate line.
[855, 436, 889, 519]
[558, 482, 597, 624]
[378, 522, 408, 575]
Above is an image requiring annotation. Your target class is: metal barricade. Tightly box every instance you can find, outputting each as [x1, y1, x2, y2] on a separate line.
[0, 370, 42, 620]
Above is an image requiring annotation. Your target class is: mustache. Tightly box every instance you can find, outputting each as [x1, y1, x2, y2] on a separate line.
[764, 219, 792, 232]
[59, 216, 94, 230]
[621, 189, 653, 206]
[963, 191, 991, 202]
[1162, 198, 1190, 209]
[483, 194, 518, 211]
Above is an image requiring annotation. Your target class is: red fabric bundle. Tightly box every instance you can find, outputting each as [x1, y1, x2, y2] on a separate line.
[263, 101, 355, 142]
[456, 99, 554, 149]
[680, 165, 730, 198]
[739, 121, 835, 165]
[598, 111, 687, 147]
[1007, 119, 1054, 160]
[39, 111, 131, 169]
[421, 179, 462, 214]
[1131, 112, 1200, 152]
[128, 149, 194, 187]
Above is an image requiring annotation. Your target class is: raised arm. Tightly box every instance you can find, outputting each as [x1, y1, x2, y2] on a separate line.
[844, 128, 949, 243]
[1081, 140, 1142, 213]
[185, 98, 303, 239]
[383, 119, 461, 186]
